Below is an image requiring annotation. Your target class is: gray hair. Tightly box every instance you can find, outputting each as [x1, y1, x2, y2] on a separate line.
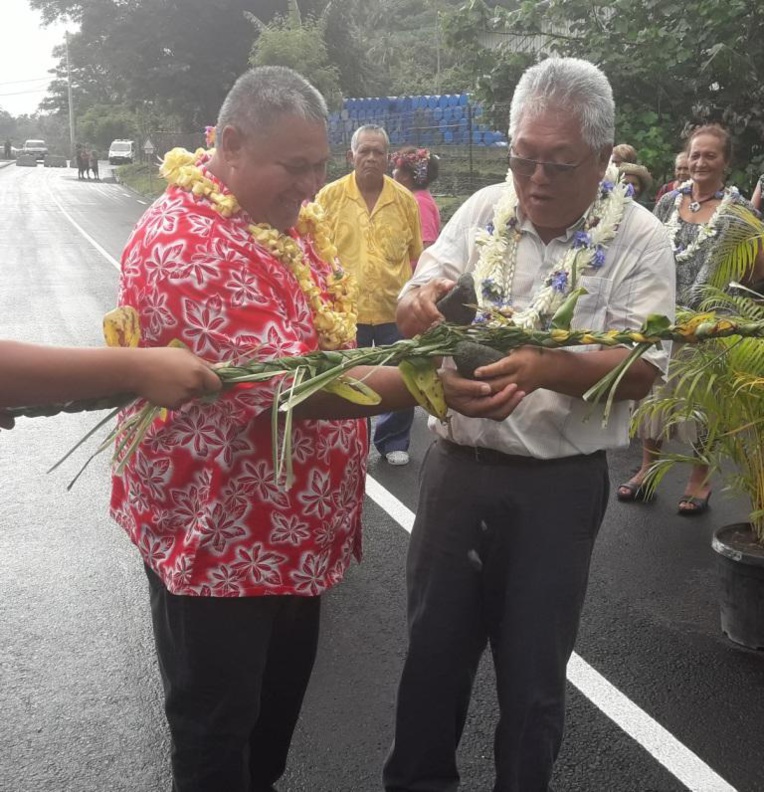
[350, 125, 390, 153]
[216, 66, 328, 139]
[509, 57, 614, 151]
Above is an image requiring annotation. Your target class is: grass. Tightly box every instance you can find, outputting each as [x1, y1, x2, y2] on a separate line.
[114, 162, 166, 200]
[434, 194, 468, 225]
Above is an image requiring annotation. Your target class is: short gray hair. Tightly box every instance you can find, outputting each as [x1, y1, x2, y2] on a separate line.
[509, 57, 614, 151]
[216, 66, 328, 139]
[350, 125, 390, 153]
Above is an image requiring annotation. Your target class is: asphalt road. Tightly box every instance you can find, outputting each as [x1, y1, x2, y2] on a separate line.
[1, 160, 763, 792]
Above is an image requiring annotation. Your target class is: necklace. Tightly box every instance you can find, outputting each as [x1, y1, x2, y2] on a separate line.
[665, 181, 737, 263]
[472, 164, 629, 330]
[160, 147, 357, 350]
[685, 185, 725, 213]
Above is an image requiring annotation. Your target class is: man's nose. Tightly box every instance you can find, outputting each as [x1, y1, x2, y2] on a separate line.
[299, 168, 325, 198]
[530, 162, 552, 184]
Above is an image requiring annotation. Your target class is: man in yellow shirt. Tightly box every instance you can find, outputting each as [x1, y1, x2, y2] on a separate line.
[317, 125, 423, 465]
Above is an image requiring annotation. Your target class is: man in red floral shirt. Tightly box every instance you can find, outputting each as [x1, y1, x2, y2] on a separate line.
[110, 67, 489, 792]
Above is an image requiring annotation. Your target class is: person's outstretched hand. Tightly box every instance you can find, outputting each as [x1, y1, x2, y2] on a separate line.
[130, 347, 222, 408]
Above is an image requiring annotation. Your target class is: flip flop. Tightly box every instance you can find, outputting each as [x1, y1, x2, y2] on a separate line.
[616, 480, 654, 503]
[677, 492, 712, 516]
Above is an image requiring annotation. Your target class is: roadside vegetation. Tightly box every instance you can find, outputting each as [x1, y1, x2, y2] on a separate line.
[1, 0, 761, 194]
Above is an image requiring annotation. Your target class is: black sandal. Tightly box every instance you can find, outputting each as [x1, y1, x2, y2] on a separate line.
[677, 492, 711, 516]
[616, 480, 654, 502]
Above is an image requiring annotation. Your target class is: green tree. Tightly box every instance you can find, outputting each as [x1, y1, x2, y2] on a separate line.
[248, 0, 342, 108]
[32, 1, 269, 128]
[75, 104, 139, 150]
[444, 0, 764, 189]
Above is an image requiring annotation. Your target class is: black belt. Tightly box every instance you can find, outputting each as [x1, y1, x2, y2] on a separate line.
[439, 438, 605, 466]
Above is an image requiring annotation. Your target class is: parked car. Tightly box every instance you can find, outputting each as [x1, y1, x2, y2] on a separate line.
[22, 139, 48, 160]
[108, 139, 135, 165]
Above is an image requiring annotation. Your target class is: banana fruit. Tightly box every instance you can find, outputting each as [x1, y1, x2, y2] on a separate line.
[103, 306, 141, 348]
[398, 357, 448, 420]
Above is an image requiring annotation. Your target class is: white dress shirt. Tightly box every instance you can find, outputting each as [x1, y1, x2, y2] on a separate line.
[403, 182, 677, 458]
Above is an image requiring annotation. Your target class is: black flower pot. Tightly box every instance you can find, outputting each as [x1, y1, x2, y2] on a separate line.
[712, 523, 764, 650]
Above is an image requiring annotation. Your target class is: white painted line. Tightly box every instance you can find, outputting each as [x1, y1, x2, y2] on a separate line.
[136, 199, 148, 205]
[365, 472, 738, 792]
[365, 475, 415, 532]
[47, 183, 121, 271]
[566, 654, 737, 791]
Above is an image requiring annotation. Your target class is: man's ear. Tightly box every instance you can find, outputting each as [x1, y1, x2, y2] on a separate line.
[219, 125, 245, 166]
[596, 145, 613, 179]
[346, 148, 353, 166]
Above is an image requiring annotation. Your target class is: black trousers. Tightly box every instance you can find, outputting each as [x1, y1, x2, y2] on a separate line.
[383, 440, 609, 792]
[145, 566, 321, 792]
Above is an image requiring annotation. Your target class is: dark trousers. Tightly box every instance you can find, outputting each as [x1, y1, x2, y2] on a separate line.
[356, 322, 415, 454]
[383, 440, 610, 792]
[146, 567, 321, 792]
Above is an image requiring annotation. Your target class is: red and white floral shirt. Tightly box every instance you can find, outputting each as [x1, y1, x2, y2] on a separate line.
[110, 174, 368, 597]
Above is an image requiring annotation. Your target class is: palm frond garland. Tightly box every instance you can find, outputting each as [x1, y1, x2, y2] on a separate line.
[634, 289, 764, 540]
[9, 304, 764, 493]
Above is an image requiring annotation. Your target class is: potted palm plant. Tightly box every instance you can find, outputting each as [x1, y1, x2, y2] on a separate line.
[634, 205, 764, 650]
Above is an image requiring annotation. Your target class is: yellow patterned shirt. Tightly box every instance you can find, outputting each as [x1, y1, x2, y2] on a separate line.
[316, 173, 423, 325]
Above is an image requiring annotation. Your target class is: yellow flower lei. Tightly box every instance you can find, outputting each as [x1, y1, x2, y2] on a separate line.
[160, 147, 357, 350]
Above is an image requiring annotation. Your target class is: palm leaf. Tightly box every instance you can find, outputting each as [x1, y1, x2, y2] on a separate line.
[711, 203, 764, 287]
[633, 293, 764, 539]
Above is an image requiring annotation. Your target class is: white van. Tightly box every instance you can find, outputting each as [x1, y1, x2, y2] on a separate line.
[108, 139, 135, 165]
[22, 139, 48, 160]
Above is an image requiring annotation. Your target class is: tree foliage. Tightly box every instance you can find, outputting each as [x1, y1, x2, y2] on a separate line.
[248, 0, 342, 108]
[444, 0, 764, 188]
[22, 0, 471, 132]
[20, 0, 764, 191]
[31, 0, 271, 128]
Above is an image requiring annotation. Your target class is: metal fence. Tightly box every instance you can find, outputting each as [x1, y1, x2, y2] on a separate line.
[329, 94, 508, 149]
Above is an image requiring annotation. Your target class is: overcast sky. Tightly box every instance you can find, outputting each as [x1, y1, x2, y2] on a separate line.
[0, 0, 73, 117]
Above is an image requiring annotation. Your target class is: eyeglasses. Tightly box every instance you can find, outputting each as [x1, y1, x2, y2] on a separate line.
[508, 150, 593, 180]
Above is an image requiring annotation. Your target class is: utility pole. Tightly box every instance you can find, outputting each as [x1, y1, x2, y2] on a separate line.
[434, 0, 441, 94]
[65, 31, 76, 165]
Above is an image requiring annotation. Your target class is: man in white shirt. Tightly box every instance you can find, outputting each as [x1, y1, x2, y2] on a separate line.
[383, 58, 676, 792]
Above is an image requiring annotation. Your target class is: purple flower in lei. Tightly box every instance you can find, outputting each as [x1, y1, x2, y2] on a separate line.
[600, 180, 614, 197]
[481, 278, 503, 302]
[572, 230, 592, 249]
[624, 183, 635, 198]
[592, 245, 606, 269]
[549, 270, 569, 293]
[486, 221, 495, 235]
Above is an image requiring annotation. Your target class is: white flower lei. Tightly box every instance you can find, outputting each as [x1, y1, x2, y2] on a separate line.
[663, 180, 738, 264]
[472, 165, 630, 330]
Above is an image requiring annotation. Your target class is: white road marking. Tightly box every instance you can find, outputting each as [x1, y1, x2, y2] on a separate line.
[136, 200, 148, 205]
[364, 474, 738, 792]
[46, 183, 121, 271]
